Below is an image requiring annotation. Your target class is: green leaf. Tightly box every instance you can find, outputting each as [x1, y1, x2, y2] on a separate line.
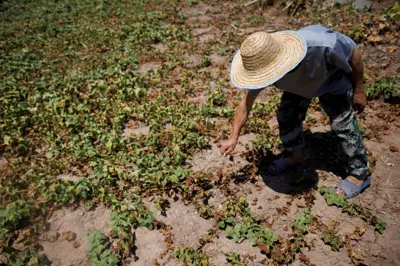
[374, 219, 387, 234]
[322, 232, 343, 251]
[247, 229, 259, 246]
[3, 135, 11, 145]
[218, 221, 226, 229]
[293, 208, 313, 234]
[319, 186, 348, 208]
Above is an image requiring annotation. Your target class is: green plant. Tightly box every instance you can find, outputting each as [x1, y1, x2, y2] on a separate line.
[293, 208, 313, 234]
[247, 14, 266, 24]
[384, 2, 400, 21]
[366, 78, 399, 100]
[218, 197, 278, 251]
[187, 0, 198, 7]
[0, 200, 33, 233]
[231, 20, 239, 27]
[88, 230, 119, 266]
[225, 252, 244, 266]
[174, 247, 213, 266]
[201, 56, 212, 67]
[206, 89, 226, 107]
[217, 48, 228, 56]
[319, 187, 349, 207]
[373, 218, 387, 234]
[323, 232, 343, 251]
[346, 26, 363, 42]
[320, 188, 386, 234]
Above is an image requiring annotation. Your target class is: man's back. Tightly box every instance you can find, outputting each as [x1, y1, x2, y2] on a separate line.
[275, 25, 357, 98]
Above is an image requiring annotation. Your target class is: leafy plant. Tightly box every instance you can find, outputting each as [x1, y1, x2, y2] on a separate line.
[0, 200, 33, 232]
[247, 14, 266, 24]
[323, 232, 343, 251]
[201, 56, 212, 67]
[231, 20, 239, 27]
[346, 25, 363, 42]
[293, 208, 313, 234]
[372, 218, 387, 234]
[320, 187, 386, 234]
[225, 252, 244, 266]
[384, 2, 400, 21]
[174, 247, 213, 266]
[88, 230, 119, 266]
[187, 0, 198, 7]
[217, 48, 228, 56]
[366, 77, 399, 100]
[319, 186, 349, 207]
[206, 89, 226, 107]
[218, 197, 278, 251]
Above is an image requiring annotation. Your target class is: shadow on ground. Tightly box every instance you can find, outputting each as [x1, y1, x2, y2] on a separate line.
[257, 129, 350, 194]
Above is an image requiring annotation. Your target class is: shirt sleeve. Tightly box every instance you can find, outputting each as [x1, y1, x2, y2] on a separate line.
[326, 32, 357, 73]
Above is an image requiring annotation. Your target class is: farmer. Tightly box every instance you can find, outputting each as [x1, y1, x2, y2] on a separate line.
[220, 24, 370, 199]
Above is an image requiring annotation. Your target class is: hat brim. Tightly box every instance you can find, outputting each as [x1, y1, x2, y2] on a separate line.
[230, 30, 307, 90]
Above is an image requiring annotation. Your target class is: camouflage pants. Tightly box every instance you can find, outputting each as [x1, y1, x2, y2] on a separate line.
[277, 88, 368, 179]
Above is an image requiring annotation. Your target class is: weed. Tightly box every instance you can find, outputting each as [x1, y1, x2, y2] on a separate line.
[319, 187, 348, 207]
[231, 20, 240, 27]
[225, 252, 245, 266]
[187, 0, 198, 7]
[323, 232, 343, 251]
[384, 2, 400, 21]
[372, 218, 387, 234]
[293, 208, 313, 234]
[218, 197, 278, 251]
[366, 77, 399, 100]
[217, 48, 228, 56]
[174, 247, 213, 266]
[247, 14, 266, 24]
[88, 230, 119, 266]
[202, 56, 212, 67]
[320, 187, 386, 234]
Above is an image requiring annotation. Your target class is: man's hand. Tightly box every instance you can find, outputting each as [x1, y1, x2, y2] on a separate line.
[353, 87, 367, 114]
[219, 138, 238, 156]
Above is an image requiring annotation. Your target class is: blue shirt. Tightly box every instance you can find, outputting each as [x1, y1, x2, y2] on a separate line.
[251, 25, 357, 98]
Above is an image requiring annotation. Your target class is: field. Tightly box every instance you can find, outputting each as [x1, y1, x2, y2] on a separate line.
[1, 0, 400, 265]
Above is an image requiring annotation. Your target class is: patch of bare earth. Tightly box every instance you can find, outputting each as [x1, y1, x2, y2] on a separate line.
[39, 206, 112, 266]
[187, 134, 256, 175]
[210, 52, 228, 67]
[122, 120, 150, 138]
[144, 199, 215, 248]
[193, 26, 218, 44]
[134, 62, 161, 74]
[203, 233, 264, 265]
[152, 43, 168, 53]
[130, 228, 169, 266]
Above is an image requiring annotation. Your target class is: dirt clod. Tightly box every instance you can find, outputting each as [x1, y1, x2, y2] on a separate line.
[389, 145, 398, 152]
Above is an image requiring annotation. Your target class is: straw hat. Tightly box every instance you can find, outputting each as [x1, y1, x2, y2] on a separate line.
[230, 30, 307, 90]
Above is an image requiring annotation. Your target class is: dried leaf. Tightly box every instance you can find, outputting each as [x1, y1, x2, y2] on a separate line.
[367, 35, 384, 43]
[389, 145, 399, 152]
[62, 231, 76, 242]
[349, 249, 365, 264]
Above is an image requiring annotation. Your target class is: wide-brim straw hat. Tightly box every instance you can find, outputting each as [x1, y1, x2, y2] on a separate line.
[230, 30, 307, 90]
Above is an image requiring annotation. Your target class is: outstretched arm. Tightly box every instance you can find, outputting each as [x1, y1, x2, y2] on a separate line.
[220, 89, 259, 156]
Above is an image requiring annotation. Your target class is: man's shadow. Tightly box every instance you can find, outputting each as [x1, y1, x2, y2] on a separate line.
[257, 129, 347, 195]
